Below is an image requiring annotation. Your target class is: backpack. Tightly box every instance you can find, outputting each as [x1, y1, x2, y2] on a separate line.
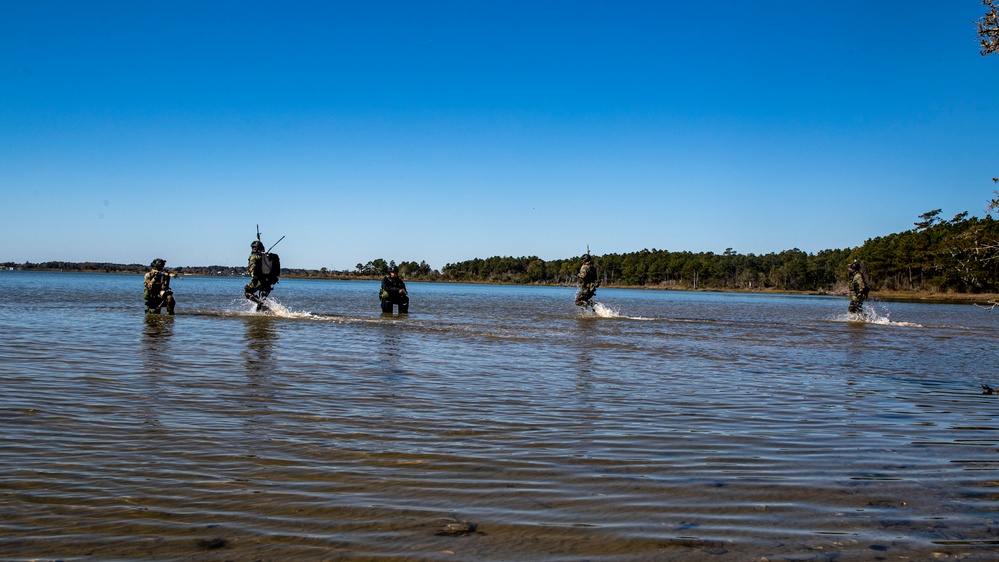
[261, 253, 281, 284]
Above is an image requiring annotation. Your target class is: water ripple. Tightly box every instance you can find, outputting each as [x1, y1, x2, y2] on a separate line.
[1, 272, 998, 560]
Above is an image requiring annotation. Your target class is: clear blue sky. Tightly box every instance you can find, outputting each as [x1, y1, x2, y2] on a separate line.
[3, 1, 997, 270]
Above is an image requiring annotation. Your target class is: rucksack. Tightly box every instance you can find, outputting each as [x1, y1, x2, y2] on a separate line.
[261, 253, 281, 284]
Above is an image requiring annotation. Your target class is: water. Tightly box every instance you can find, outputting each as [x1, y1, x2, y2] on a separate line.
[1, 271, 998, 561]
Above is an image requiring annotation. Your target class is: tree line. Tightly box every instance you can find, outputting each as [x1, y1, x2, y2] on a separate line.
[434, 210, 999, 293]
[7, 207, 999, 294]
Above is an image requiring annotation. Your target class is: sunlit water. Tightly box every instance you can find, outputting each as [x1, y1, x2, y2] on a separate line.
[1, 271, 998, 561]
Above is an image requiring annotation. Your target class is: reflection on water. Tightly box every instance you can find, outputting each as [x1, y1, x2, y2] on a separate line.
[378, 322, 416, 383]
[243, 315, 278, 376]
[1, 271, 998, 561]
[140, 315, 175, 429]
[142, 313, 174, 366]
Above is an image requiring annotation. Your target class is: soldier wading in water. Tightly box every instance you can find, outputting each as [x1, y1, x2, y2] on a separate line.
[847, 260, 870, 315]
[144, 258, 176, 315]
[245, 237, 281, 312]
[575, 253, 600, 307]
[380, 266, 409, 314]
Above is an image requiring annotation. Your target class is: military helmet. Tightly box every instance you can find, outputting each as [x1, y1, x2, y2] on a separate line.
[151, 258, 166, 269]
[251, 240, 265, 252]
[582, 253, 592, 262]
[388, 266, 399, 274]
[848, 261, 859, 272]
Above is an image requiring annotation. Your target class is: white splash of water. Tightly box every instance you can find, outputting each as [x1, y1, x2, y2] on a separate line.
[247, 297, 318, 319]
[592, 302, 619, 318]
[588, 302, 652, 320]
[842, 303, 922, 327]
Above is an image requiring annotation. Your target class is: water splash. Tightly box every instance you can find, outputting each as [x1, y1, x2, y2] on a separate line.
[841, 303, 922, 327]
[592, 302, 619, 318]
[245, 297, 318, 319]
[587, 302, 652, 320]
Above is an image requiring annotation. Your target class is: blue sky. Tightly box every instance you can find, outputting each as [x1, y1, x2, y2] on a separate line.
[3, 1, 997, 271]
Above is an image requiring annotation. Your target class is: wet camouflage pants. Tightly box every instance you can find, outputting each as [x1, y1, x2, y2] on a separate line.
[145, 291, 176, 314]
[575, 283, 598, 306]
[245, 278, 273, 301]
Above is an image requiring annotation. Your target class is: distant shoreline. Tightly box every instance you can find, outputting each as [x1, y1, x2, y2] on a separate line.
[6, 267, 998, 305]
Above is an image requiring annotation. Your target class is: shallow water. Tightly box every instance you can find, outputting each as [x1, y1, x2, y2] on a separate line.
[1, 271, 998, 561]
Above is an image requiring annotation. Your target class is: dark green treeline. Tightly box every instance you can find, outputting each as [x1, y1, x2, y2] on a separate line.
[7, 211, 999, 293]
[436, 212, 999, 293]
[440, 249, 849, 291]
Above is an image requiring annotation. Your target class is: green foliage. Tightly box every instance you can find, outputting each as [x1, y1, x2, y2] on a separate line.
[435, 211, 999, 293]
[859, 213, 999, 292]
[979, 0, 999, 56]
[438, 248, 856, 291]
[353, 258, 436, 279]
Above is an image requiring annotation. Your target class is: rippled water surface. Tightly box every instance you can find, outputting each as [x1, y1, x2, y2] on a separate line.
[2, 271, 998, 561]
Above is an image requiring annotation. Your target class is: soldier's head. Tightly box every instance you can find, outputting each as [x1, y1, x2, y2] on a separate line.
[582, 254, 592, 263]
[151, 258, 166, 270]
[388, 266, 399, 277]
[848, 261, 859, 272]
[251, 240, 265, 252]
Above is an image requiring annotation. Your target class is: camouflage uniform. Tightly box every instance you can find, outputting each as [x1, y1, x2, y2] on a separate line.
[380, 269, 409, 313]
[144, 259, 175, 314]
[848, 265, 869, 314]
[575, 256, 600, 306]
[244, 242, 273, 309]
